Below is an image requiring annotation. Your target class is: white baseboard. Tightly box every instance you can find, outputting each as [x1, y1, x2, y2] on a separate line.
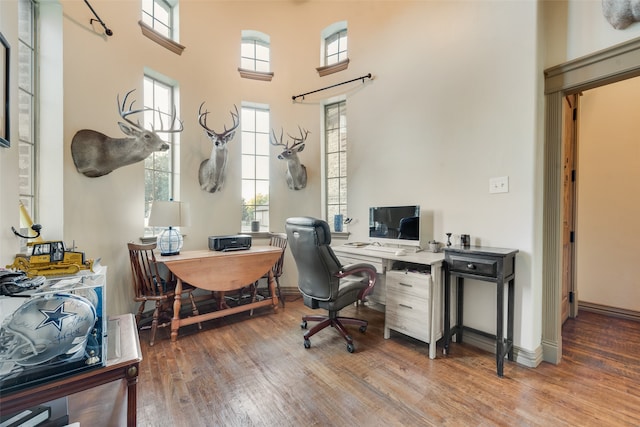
[578, 301, 640, 322]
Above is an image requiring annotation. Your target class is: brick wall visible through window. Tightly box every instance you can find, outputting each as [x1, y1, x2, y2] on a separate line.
[325, 101, 347, 231]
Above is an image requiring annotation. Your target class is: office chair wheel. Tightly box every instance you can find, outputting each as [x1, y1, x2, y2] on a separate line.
[347, 343, 355, 353]
[359, 325, 367, 333]
[301, 321, 308, 329]
[304, 338, 311, 349]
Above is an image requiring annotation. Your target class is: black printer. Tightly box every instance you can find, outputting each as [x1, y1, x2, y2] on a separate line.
[208, 234, 252, 252]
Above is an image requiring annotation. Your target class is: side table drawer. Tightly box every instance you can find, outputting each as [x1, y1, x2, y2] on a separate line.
[448, 255, 498, 278]
[386, 270, 431, 299]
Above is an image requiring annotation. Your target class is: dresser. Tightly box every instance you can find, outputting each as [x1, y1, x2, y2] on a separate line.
[332, 245, 444, 359]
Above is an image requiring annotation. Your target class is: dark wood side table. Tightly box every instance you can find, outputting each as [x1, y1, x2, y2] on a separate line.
[443, 246, 518, 377]
[0, 314, 142, 426]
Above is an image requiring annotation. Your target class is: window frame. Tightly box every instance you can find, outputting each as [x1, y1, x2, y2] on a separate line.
[143, 74, 180, 237]
[241, 104, 270, 233]
[324, 100, 348, 232]
[17, 0, 38, 227]
[142, 0, 173, 39]
[239, 31, 273, 81]
[324, 29, 348, 66]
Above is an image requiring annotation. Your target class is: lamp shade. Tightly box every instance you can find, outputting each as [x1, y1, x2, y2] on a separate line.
[148, 201, 191, 227]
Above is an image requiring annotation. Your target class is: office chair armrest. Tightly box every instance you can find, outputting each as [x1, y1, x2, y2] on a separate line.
[336, 263, 377, 300]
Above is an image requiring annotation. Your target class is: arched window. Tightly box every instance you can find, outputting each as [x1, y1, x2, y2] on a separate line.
[140, 0, 185, 55]
[318, 21, 349, 77]
[325, 29, 347, 66]
[239, 31, 273, 81]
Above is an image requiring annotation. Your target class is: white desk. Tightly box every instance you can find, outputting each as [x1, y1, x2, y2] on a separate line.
[332, 245, 445, 359]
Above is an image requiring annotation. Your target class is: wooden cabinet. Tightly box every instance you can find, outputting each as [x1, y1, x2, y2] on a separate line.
[384, 270, 442, 346]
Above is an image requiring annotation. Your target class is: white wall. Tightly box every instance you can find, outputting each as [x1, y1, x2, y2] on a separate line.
[577, 78, 640, 311]
[0, 1, 20, 265]
[58, 0, 542, 350]
[1, 0, 639, 360]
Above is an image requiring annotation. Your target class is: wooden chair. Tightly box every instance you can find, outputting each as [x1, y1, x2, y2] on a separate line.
[127, 242, 201, 346]
[266, 233, 288, 305]
[249, 233, 288, 313]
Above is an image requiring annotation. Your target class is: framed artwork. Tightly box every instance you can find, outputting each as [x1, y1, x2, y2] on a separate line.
[0, 32, 9, 148]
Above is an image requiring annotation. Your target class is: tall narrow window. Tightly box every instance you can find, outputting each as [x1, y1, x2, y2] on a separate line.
[325, 101, 347, 231]
[144, 75, 179, 236]
[18, 0, 37, 225]
[142, 0, 173, 38]
[325, 29, 347, 66]
[241, 105, 270, 232]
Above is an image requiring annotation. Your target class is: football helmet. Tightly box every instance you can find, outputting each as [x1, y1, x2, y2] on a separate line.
[0, 293, 97, 367]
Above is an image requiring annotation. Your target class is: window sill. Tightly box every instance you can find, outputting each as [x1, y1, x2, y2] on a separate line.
[238, 68, 274, 81]
[138, 21, 185, 56]
[316, 59, 349, 77]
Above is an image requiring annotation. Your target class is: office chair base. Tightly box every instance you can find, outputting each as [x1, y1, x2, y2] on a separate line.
[301, 315, 368, 353]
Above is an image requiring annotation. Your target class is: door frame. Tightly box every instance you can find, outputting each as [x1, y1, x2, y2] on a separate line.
[542, 36, 640, 364]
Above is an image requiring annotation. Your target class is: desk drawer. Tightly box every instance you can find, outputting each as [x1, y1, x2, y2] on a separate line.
[385, 291, 431, 342]
[448, 255, 498, 278]
[386, 270, 431, 299]
[336, 254, 384, 274]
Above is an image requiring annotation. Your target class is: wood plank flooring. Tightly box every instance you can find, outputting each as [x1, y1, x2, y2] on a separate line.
[72, 296, 640, 426]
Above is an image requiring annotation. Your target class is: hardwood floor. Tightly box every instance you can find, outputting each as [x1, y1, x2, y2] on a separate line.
[73, 296, 640, 426]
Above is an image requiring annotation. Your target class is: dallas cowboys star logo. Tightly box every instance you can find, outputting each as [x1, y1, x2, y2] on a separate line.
[37, 302, 75, 331]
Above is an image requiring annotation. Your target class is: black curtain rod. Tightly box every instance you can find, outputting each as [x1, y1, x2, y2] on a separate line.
[84, 0, 113, 36]
[292, 73, 372, 101]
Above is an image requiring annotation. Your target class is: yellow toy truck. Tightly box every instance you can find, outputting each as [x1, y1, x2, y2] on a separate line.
[7, 241, 94, 277]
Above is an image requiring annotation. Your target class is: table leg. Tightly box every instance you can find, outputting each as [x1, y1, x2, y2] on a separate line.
[268, 271, 279, 309]
[443, 267, 451, 355]
[125, 364, 139, 427]
[171, 278, 183, 342]
[496, 280, 504, 377]
[507, 278, 515, 361]
[456, 276, 464, 343]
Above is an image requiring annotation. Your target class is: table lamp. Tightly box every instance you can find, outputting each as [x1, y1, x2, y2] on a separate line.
[148, 200, 191, 256]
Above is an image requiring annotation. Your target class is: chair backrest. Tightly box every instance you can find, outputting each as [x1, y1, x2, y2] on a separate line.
[127, 242, 165, 298]
[269, 232, 288, 278]
[285, 217, 342, 301]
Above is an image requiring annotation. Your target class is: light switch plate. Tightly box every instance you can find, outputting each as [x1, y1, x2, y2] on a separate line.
[489, 176, 509, 194]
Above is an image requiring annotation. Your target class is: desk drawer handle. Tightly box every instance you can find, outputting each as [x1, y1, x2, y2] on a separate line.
[399, 282, 413, 288]
[467, 263, 476, 270]
[399, 303, 413, 310]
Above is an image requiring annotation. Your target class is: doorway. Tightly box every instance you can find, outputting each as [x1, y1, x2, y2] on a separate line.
[543, 36, 640, 364]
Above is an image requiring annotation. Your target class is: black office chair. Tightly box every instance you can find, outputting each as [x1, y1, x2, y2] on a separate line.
[285, 217, 377, 353]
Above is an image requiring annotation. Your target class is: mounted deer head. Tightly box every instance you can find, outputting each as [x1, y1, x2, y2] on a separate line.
[602, 0, 640, 29]
[71, 89, 183, 178]
[270, 127, 309, 190]
[198, 103, 239, 193]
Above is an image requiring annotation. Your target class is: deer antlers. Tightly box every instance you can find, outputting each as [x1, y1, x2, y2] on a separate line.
[270, 126, 310, 150]
[117, 89, 183, 133]
[198, 103, 240, 139]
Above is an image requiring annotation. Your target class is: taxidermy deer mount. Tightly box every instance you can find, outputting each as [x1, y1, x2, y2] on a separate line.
[197, 103, 240, 193]
[71, 89, 183, 178]
[270, 127, 309, 190]
[602, 0, 640, 29]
